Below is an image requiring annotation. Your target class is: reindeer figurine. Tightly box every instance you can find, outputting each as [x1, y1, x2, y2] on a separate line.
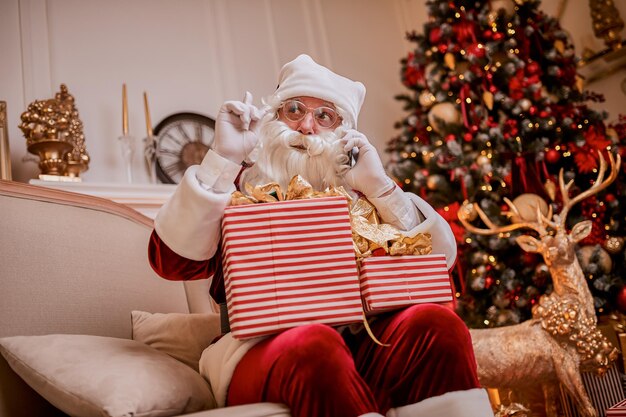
[458, 152, 621, 417]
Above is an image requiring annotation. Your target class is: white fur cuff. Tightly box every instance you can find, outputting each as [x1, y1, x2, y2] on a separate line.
[197, 150, 241, 193]
[154, 166, 232, 261]
[386, 388, 493, 417]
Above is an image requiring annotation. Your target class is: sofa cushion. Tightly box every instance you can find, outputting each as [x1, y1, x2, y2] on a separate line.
[0, 334, 217, 417]
[131, 310, 221, 372]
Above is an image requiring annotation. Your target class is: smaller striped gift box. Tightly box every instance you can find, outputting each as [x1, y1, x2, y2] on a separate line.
[608, 399, 626, 417]
[359, 254, 453, 313]
[221, 196, 363, 340]
[560, 362, 625, 417]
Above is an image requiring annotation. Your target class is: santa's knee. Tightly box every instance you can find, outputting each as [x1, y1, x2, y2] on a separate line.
[278, 323, 354, 381]
[397, 304, 473, 359]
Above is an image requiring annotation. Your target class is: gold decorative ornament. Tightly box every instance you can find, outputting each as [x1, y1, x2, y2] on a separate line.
[578, 0, 626, 86]
[444, 52, 456, 70]
[427, 102, 461, 134]
[461, 152, 621, 417]
[589, 0, 624, 49]
[18, 84, 89, 180]
[544, 179, 557, 201]
[482, 91, 495, 110]
[604, 236, 625, 254]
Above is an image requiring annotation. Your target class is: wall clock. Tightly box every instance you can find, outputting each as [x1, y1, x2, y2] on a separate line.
[153, 112, 215, 184]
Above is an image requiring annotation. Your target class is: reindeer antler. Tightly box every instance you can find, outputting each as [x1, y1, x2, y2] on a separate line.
[458, 198, 550, 236]
[558, 152, 621, 228]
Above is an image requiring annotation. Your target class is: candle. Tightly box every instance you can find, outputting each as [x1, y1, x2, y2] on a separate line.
[143, 92, 153, 137]
[122, 83, 129, 135]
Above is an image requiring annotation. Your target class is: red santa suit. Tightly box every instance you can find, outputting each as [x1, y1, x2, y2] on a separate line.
[149, 54, 493, 417]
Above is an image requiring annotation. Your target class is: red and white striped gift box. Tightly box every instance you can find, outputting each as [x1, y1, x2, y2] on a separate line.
[221, 196, 363, 340]
[359, 254, 453, 312]
[607, 399, 626, 417]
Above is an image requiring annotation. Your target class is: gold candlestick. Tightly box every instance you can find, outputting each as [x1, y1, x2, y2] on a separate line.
[122, 83, 129, 136]
[143, 92, 153, 137]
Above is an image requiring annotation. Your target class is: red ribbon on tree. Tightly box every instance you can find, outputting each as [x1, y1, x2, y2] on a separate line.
[508, 152, 550, 201]
[435, 202, 467, 296]
[459, 84, 472, 129]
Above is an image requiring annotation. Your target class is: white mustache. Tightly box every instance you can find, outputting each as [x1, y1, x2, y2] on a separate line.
[280, 128, 336, 157]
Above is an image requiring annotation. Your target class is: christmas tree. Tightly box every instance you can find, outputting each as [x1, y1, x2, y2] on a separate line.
[385, 0, 626, 328]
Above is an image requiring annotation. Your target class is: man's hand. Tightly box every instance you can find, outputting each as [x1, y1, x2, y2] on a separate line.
[338, 129, 395, 198]
[212, 91, 264, 164]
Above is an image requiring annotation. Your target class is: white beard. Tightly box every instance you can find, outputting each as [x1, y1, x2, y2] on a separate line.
[240, 119, 348, 192]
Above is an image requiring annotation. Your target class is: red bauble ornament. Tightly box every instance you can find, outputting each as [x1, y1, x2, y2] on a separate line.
[545, 149, 561, 164]
[438, 44, 448, 53]
[429, 28, 442, 44]
[522, 252, 538, 266]
[616, 287, 626, 313]
[467, 43, 486, 59]
[493, 32, 504, 41]
[485, 276, 494, 289]
[463, 132, 473, 142]
[606, 194, 616, 203]
[526, 62, 541, 75]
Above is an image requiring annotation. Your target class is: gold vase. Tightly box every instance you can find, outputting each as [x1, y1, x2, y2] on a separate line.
[27, 139, 73, 176]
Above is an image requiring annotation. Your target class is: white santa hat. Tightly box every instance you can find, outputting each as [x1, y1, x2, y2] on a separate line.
[271, 54, 366, 129]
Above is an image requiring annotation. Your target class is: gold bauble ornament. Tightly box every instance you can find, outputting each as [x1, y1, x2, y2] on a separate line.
[427, 102, 461, 134]
[604, 237, 625, 255]
[418, 91, 436, 108]
[476, 155, 491, 167]
[518, 98, 532, 111]
[426, 174, 446, 190]
[490, 0, 516, 17]
[578, 245, 613, 274]
[460, 202, 478, 221]
[509, 193, 549, 223]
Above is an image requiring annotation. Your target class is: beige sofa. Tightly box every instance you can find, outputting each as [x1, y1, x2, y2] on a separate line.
[0, 180, 289, 417]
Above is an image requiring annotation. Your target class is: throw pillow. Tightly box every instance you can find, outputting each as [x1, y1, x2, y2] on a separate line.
[131, 310, 220, 372]
[0, 334, 217, 417]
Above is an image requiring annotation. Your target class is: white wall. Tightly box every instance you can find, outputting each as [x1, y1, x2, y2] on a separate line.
[1, 0, 624, 184]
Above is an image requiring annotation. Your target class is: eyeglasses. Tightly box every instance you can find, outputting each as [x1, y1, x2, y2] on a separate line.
[279, 99, 340, 128]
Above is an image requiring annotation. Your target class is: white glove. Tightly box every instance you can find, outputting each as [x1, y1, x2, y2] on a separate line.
[212, 91, 264, 164]
[338, 129, 395, 198]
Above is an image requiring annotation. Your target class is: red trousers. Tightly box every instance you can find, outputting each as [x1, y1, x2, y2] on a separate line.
[227, 304, 480, 417]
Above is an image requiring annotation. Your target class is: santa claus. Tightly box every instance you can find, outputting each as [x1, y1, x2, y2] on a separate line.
[149, 54, 492, 417]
